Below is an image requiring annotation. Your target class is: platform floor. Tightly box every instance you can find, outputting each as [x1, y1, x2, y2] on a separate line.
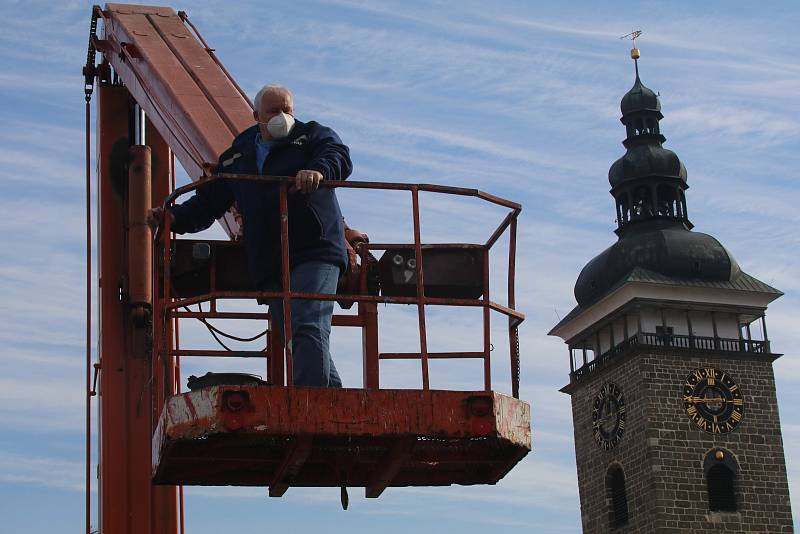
[152, 386, 531, 497]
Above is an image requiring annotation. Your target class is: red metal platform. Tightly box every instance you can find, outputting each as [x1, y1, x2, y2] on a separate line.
[153, 386, 530, 496]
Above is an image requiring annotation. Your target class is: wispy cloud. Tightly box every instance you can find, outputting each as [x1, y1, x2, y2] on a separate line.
[0, 379, 83, 431]
[0, 72, 76, 92]
[0, 450, 85, 492]
[668, 104, 800, 147]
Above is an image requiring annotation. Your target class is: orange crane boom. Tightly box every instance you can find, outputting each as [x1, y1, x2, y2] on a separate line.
[96, 3, 252, 236]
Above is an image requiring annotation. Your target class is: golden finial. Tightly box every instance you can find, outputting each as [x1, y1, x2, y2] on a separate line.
[620, 30, 643, 60]
[620, 30, 643, 78]
[715, 450, 725, 461]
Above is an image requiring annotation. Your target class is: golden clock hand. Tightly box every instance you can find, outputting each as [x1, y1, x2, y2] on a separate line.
[685, 395, 739, 405]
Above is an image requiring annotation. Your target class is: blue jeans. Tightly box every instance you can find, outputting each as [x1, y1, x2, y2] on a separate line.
[268, 261, 342, 388]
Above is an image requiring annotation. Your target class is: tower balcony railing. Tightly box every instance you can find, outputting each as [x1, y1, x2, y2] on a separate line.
[571, 331, 770, 381]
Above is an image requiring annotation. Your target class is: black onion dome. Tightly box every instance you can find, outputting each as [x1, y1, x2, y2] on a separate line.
[574, 228, 741, 306]
[621, 75, 660, 116]
[608, 144, 687, 188]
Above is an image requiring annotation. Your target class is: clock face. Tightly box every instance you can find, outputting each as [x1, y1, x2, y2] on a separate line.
[592, 383, 626, 450]
[683, 367, 744, 434]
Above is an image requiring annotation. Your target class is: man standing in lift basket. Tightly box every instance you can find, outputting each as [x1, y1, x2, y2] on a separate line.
[147, 84, 352, 388]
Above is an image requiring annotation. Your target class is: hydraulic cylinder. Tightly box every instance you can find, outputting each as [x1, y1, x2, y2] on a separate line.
[128, 145, 152, 324]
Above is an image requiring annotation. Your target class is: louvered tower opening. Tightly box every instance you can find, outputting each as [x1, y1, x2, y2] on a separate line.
[607, 465, 629, 528]
[707, 464, 737, 512]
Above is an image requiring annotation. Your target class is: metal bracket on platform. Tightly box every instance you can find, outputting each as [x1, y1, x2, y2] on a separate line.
[365, 437, 416, 498]
[268, 436, 313, 497]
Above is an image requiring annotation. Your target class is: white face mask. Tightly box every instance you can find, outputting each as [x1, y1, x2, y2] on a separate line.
[265, 112, 295, 139]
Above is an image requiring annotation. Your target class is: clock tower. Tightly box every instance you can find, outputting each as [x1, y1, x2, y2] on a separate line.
[550, 48, 793, 533]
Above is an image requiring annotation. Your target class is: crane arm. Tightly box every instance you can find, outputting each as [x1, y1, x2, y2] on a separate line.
[97, 3, 254, 237]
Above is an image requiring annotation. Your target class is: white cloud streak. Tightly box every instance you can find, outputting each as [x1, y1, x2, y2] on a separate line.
[0, 450, 85, 492]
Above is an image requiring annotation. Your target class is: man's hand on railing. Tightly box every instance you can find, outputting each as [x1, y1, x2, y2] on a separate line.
[146, 206, 175, 230]
[289, 170, 323, 194]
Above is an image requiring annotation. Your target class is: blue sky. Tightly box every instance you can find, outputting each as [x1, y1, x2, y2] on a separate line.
[0, 0, 798, 532]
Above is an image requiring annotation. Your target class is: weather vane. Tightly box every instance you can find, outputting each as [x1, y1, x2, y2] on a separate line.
[620, 30, 643, 60]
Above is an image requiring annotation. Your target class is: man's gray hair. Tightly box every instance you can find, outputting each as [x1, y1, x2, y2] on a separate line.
[253, 84, 293, 112]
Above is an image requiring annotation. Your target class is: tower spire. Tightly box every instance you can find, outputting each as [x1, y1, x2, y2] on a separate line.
[621, 30, 643, 80]
[608, 35, 693, 238]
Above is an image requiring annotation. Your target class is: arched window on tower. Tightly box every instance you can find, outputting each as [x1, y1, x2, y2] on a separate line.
[606, 464, 629, 528]
[617, 194, 631, 226]
[656, 185, 678, 218]
[704, 449, 739, 512]
[680, 189, 688, 220]
[673, 187, 683, 218]
[632, 186, 652, 218]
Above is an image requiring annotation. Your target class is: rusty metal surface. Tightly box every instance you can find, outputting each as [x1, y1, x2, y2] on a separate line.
[98, 84, 178, 534]
[153, 386, 531, 490]
[159, 173, 525, 394]
[410, 188, 431, 389]
[148, 109, 180, 534]
[103, 4, 252, 164]
[98, 82, 134, 534]
[100, 3, 252, 236]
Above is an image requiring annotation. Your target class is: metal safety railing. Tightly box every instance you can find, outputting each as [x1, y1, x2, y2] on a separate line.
[156, 175, 524, 398]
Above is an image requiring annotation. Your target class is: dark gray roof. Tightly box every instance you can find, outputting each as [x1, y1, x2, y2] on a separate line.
[574, 226, 741, 307]
[549, 304, 584, 335]
[608, 143, 687, 188]
[621, 75, 661, 116]
[549, 267, 782, 336]
[623, 267, 782, 295]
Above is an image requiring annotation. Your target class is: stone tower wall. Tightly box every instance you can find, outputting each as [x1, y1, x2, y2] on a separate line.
[569, 349, 793, 533]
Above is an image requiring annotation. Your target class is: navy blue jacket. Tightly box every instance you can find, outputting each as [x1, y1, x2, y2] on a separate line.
[170, 120, 352, 289]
